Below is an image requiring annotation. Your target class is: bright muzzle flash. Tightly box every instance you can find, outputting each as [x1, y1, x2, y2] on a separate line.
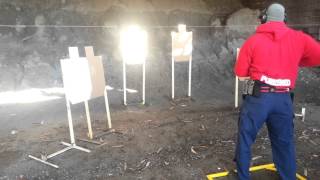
[120, 25, 148, 65]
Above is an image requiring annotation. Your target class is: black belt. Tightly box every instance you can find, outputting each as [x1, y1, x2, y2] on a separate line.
[243, 80, 291, 97]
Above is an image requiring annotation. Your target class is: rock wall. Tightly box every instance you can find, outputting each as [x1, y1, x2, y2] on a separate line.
[0, 0, 319, 105]
[241, 0, 320, 38]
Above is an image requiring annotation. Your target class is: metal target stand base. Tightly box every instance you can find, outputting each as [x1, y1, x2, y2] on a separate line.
[28, 98, 91, 169]
[28, 142, 90, 169]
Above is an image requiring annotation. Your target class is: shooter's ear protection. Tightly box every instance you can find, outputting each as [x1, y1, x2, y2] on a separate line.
[258, 4, 288, 24]
[284, 12, 288, 23]
[259, 8, 268, 24]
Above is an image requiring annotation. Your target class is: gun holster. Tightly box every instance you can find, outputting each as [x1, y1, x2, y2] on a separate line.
[242, 80, 261, 97]
[290, 92, 294, 102]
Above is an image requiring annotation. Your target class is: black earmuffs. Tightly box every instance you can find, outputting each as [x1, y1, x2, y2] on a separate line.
[259, 8, 268, 24]
[259, 4, 287, 24]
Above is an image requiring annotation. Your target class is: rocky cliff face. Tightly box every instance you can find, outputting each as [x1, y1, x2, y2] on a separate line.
[0, 0, 319, 104]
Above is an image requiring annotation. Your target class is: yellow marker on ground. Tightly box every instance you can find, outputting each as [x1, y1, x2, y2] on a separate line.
[265, 166, 277, 171]
[249, 163, 275, 171]
[207, 171, 229, 180]
[265, 166, 307, 180]
[207, 163, 307, 180]
[296, 173, 307, 180]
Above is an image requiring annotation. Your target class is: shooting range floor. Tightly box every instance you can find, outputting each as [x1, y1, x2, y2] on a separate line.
[0, 98, 319, 179]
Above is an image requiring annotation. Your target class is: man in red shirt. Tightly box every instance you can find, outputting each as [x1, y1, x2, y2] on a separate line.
[234, 3, 320, 180]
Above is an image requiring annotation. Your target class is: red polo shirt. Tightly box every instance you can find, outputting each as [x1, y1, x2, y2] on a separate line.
[234, 22, 320, 88]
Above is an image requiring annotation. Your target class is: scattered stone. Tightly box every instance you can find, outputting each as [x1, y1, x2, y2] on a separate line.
[309, 140, 317, 146]
[145, 161, 150, 168]
[221, 140, 233, 143]
[112, 145, 124, 148]
[182, 120, 193, 123]
[156, 147, 163, 154]
[191, 146, 198, 154]
[124, 162, 127, 171]
[252, 156, 262, 161]
[200, 124, 205, 130]
[304, 168, 308, 177]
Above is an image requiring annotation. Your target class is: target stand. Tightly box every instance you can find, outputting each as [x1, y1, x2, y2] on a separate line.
[171, 24, 193, 99]
[120, 25, 148, 106]
[29, 47, 93, 168]
[75, 46, 113, 144]
[295, 107, 306, 122]
[123, 60, 146, 105]
[29, 46, 113, 168]
[83, 46, 112, 132]
[29, 97, 91, 169]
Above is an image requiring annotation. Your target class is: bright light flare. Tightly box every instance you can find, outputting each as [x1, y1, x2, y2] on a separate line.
[60, 57, 92, 104]
[120, 25, 148, 65]
[0, 88, 64, 105]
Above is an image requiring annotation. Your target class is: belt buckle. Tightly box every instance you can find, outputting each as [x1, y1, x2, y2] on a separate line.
[270, 87, 275, 92]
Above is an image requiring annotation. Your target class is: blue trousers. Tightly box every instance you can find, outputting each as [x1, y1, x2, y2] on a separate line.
[235, 93, 296, 180]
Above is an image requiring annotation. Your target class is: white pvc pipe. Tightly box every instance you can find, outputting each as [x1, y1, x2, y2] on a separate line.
[28, 155, 59, 169]
[235, 76, 239, 108]
[104, 86, 112, 129]
[142, 61, 146, 104]
[84, 101, 93, 139]
[235, 48, 240, 108]
[188, 56, 192, 97]
[61, 142, 91, 153]
[172, 56, 175, 99]
[65, 98, 76, 145]
[302, 107, 306, 122]
[123, 61, 127, 105]
[295, 107, 306, 122]
[46, 146, 73, 159]
[123, 61, 145, 105]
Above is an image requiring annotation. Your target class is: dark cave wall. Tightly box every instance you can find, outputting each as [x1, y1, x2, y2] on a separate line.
[241, 0, 320, 38]
[0, 0, 319, 104]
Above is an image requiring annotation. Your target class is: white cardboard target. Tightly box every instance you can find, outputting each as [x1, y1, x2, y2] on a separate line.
[60, 47, 92, 104]
[60, 47, 106, 104]
[85, 46, 106, 99]
[171, 31, 193, 62]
